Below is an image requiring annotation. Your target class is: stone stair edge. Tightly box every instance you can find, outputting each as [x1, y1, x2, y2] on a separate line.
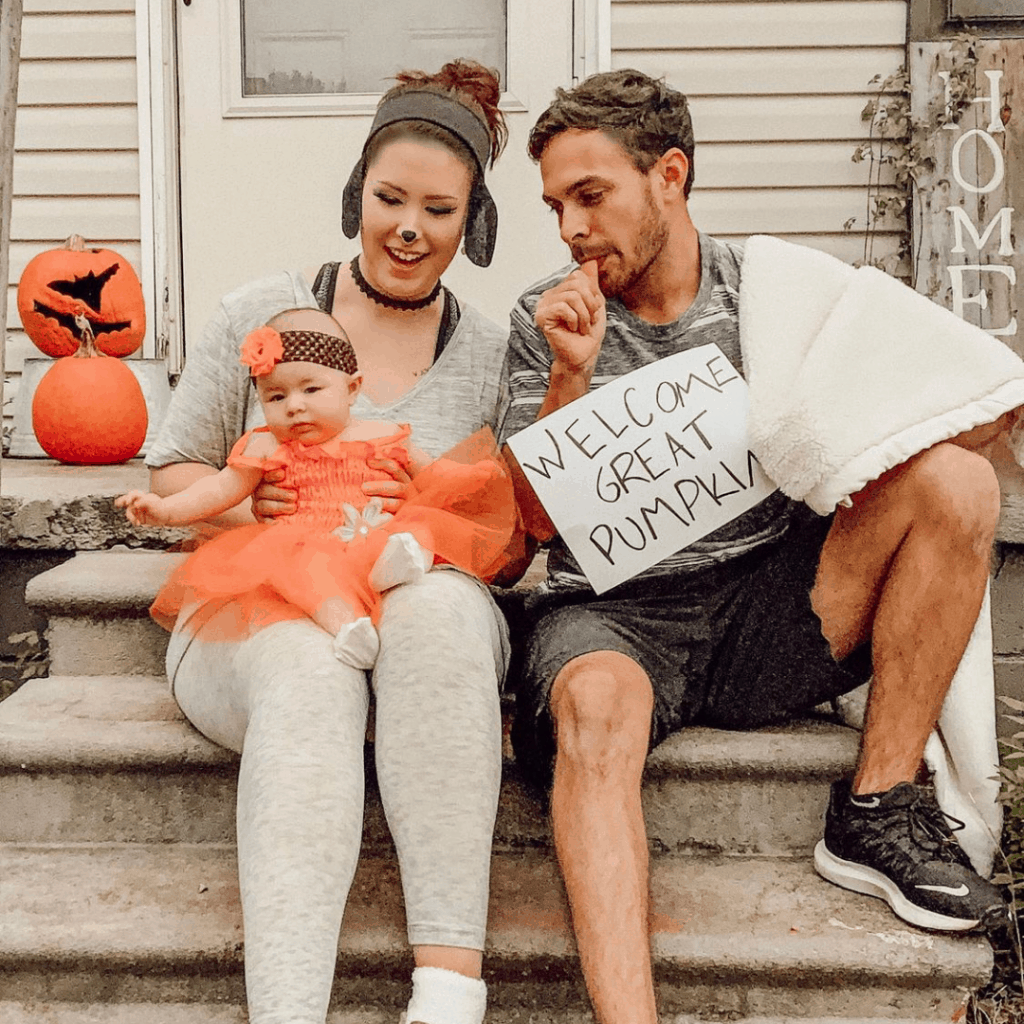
[23, 548, 550, 616]
[0, 675, 859, 779]
[23, 550, 185, 616]
[0, 842, 992, 988]
[0, 1006, 962, 1024]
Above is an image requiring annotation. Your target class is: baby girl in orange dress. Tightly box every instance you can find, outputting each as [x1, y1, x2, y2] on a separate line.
[117, 307, 515, 669]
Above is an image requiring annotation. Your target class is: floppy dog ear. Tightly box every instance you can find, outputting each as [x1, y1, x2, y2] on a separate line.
[463, 179, 498, 268]
[341, 160, 364, 239]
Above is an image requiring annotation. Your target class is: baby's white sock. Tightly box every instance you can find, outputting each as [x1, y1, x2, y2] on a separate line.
[404, 966, 487, 1024]
[369, 532, 434, 592]
[331, 616, 379, 670]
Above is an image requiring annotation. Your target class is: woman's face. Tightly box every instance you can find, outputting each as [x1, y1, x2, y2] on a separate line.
[360, 136, 473, 301]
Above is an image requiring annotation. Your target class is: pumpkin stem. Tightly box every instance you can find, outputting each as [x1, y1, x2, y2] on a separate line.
[72, 313, 103, 358]
[64, 234, 87, 252]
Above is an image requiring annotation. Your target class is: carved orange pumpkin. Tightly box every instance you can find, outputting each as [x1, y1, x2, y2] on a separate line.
[17, 234, 146, 358]
[32, 315, 148, 464]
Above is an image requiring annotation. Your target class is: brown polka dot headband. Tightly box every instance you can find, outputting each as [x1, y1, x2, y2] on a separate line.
[240, 326, 359, 380]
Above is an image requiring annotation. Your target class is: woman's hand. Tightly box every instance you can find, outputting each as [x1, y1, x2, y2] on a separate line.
[363, 456, 413, 514]
[252, 468, 298, 523]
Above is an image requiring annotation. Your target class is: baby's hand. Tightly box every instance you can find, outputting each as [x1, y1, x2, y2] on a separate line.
[115, 490, 170, 527]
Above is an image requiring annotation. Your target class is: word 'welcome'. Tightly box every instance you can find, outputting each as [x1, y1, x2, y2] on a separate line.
[506, 344, 777, 593]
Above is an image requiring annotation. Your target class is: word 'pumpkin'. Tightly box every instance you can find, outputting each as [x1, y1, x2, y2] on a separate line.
[18, 234, 146, 358]
[32, 315, 148, 464]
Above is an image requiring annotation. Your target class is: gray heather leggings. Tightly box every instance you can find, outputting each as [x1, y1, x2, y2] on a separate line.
[168, 570, 507, 1024]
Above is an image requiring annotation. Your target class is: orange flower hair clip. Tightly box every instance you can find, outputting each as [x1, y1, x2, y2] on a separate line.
[240, 326, 284, 377]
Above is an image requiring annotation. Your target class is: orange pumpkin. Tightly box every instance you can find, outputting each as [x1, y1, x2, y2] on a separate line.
[32, 315, 148, 464]
[18, 234, 146, 358]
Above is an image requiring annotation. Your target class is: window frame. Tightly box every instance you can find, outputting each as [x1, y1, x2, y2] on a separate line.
[219, 0, 530, 117]
[910, 0, 1024, 40]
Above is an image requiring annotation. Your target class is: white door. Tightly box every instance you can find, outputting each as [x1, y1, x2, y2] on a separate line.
[175, 0, 589, 351]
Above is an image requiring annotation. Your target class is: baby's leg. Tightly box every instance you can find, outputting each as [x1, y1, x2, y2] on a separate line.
[312, 598, 379, 671]
[277, 549, 381, 671]
[368, 532, 435, 592]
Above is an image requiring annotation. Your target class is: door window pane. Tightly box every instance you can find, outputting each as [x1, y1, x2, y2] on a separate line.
[242, 0, 507, 96]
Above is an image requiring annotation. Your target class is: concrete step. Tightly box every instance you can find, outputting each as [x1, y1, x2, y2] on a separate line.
[0, 842, 991, 1020]
[0, 675, 859, 854]
[0, 1007, 961, 1024]
[24, 550, 181, 677]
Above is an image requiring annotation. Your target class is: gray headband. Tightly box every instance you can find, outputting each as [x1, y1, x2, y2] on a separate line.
[341, 90, 498, 267]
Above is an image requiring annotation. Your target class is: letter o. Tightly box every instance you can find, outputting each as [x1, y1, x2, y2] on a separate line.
[656, 381, 680, 414]
[952, 129, 1005, 195]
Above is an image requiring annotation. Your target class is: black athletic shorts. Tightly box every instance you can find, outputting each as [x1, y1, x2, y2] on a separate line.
[510, 504, 872, 791]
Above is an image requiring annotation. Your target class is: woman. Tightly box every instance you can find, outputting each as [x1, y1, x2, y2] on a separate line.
[145, 60, 511, 1024]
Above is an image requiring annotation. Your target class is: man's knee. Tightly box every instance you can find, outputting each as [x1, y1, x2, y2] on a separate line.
[905, 443, 1000, 549]
[549, 652, 654, 777]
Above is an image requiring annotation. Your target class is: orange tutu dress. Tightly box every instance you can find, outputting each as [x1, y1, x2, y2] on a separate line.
[151, 425, 518, 641]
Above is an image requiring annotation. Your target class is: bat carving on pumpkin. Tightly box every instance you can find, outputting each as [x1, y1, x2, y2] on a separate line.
[33, 263, 134, 341]
[17, 235, 146, 358]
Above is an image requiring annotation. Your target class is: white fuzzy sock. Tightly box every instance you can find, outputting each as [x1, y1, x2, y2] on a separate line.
[404, 966, 487, 1024]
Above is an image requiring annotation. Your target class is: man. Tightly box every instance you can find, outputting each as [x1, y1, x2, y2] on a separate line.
[495, 68, 1011, 1024]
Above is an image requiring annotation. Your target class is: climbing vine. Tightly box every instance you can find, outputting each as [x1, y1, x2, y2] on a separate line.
[848, 31, 979, 283]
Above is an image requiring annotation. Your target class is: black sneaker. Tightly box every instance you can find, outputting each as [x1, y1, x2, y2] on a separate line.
[813, 779, 1008, 932]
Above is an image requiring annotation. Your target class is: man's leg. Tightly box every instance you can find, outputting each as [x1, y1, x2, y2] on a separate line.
[811, 442, 1006, 928]
[812, 442, 1000, 790]
[549, 650, 659, 1024]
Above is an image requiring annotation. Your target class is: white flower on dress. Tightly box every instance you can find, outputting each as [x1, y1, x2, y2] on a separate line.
[331, 497, 393, 542]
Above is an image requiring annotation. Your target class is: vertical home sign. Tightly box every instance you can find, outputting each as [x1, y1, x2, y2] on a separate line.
[912, 37, 1024, 357]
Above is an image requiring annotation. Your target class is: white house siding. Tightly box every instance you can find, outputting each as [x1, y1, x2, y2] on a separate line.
[4, 0, 141, 434]
[610, 0, 908, 262]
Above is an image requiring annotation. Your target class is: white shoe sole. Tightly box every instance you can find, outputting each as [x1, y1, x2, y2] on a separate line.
[813, 840, 982, 932]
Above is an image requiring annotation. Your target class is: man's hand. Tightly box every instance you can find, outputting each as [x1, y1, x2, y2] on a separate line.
[949, 407, 1021, 454]
[252, 469, 297, 523]
[534, 260, 606, 377]
[116, 490, 170, 527]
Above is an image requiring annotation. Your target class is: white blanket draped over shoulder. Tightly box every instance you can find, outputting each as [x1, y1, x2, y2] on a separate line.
[740, 234, 1024, 876]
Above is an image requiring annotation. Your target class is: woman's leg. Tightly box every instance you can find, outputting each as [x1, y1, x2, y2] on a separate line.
[372, 571, 506, 1020]
[172, 617, 370, 1024]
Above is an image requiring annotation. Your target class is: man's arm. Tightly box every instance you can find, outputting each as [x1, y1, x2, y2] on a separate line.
[498, 261, 608, 545]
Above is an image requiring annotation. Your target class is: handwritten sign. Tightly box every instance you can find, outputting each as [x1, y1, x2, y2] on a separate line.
[506, 344, 778, 593]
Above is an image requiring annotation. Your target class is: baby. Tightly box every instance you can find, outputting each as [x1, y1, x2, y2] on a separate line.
[118, 307, 513, 668]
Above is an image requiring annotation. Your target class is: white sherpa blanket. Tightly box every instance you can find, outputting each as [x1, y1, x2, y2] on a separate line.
[740, 234, 1024, 875]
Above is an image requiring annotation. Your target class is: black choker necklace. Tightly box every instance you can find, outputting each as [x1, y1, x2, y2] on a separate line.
[350, 255, 442, 311]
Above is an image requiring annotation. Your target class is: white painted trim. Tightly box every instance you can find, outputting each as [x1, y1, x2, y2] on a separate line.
[217, 0, 529, 117]
[134, 0, 155, 359]
[139, 0, 183, 375]
[574, 0, 611, 82]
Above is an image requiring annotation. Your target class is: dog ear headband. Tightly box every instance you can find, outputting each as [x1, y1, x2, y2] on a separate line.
[341, 90, 499, 268]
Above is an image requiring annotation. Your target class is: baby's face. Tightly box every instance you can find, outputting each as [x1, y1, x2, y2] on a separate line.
[256, 361, 361, 445]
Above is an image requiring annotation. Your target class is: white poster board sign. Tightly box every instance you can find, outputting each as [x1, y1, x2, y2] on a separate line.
[506, 344, 778, 594]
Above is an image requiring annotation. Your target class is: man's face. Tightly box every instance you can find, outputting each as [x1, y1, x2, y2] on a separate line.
[539, 129, 670, 298]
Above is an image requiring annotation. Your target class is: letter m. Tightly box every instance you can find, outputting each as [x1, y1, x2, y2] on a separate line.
[946, 206, 1015, 257]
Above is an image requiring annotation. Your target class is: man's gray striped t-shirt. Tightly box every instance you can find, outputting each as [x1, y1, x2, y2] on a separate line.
[496, 233, 795, 592]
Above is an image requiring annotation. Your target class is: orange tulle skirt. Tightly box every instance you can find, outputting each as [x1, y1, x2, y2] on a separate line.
[151, 428, 523, 641]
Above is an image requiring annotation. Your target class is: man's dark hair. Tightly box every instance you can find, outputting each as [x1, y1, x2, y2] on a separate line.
[528, 69, 695, 197]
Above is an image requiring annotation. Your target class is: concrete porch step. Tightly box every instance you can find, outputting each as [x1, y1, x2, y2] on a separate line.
[0, 675, 859, 854]
[24, 550, 182, 678]
[0, 842, 991, 1020]
[0, 1007, 962, 1024]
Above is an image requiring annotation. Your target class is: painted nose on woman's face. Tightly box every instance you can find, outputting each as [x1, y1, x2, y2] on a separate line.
[400, 229, 417, 243]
